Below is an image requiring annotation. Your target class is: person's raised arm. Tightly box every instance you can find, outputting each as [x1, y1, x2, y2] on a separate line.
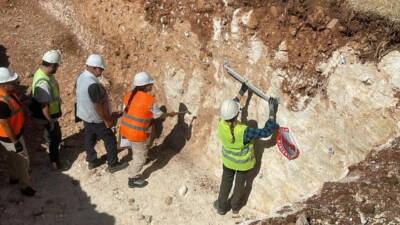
[242, 97, 279, 144]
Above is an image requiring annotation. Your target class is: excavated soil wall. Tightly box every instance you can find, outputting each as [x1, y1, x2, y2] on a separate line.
[38, 0, 400, 215]
[1, 1, 400, 224]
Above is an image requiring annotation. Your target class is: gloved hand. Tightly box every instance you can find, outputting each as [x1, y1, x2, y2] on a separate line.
[14, 141, 23, 153]
[268, 97, 279, 122]
[238, 83, 248, 96]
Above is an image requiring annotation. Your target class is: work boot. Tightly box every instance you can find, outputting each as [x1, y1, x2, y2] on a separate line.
[20, 186, 36, 197]
[106, 161, 128, 173]
[232, 209, 240, 215]
[213, 200, 227, 215]
[128, 178, 148, 188]
[88, 158, 103, 170]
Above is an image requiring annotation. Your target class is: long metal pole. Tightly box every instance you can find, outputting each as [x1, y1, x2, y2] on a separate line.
[224, 63, 270, 102]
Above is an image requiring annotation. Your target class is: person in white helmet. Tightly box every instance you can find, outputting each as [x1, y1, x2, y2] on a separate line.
[31, 50, 63, 170]
[120, 72, 177, 188]
[75, 54, 128, 173]
[0, 67, 36, 196]
[213, 85, 279, 215]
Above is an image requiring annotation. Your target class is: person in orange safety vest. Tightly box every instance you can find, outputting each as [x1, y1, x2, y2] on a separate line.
[0, 67, 36, 196]
[120, 72, 177, 188]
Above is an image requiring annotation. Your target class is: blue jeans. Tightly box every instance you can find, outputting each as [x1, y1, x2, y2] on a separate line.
[84, 122, 117, 166]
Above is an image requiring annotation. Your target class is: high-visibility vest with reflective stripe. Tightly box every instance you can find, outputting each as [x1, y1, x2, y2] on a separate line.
[217, 120, 255, 171]
[32, 69, 61, 115]
[0, 88, 24, 139]
[120, 91, 154, 142]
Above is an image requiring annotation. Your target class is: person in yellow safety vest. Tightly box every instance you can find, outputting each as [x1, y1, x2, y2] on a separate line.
[213, 84, 279, 215]
[120, 72, 177, 188]
[31, 50, 63, 170]
[0, 67, 36, 196]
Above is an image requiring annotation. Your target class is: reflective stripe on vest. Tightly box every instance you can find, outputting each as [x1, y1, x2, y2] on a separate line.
[222, 150, 255, 164]
[0, 90, 24, 139]
[122, 113, 152, 124]
[222, 145, 252, 156]
[119, 91, 154, 142]
[32, 69, 61, 115]
[120, 120, 147, 131]
[217, 120, 256, 171]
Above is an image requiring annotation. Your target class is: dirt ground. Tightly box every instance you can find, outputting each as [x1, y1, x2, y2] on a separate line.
[255, 137, 400, 225]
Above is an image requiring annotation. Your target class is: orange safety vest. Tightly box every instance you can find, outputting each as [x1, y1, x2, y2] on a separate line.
[0, 88, 24, 139]
[120, 91, 154, 142]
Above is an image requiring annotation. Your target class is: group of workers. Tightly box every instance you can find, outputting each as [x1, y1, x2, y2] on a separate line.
[0, 49, 279, 215]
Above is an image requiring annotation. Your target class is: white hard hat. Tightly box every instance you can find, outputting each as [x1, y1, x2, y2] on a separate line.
[134, 72, 154, 86]
[220, 99, 240, 120]
[0, 67, 18, 84]
[86, 54, 105, 69]
[42, 49, 61, 64]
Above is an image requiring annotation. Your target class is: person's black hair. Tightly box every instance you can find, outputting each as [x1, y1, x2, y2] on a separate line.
[131, 85, 147, 96]
[227, 115, 238, 144]
[124, 85, 150, 113]
[41, 60, 58, 67]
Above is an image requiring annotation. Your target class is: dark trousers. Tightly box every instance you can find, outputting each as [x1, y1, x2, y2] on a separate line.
[44, 120, 62, 163]
[84, 122, 117, 166]
[217, 165, 250, 211]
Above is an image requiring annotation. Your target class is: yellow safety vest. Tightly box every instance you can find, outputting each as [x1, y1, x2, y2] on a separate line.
[217, 120, 255, 171]
[32, 69, 61, 116]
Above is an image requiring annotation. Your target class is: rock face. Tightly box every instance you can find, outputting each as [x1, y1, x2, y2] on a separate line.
[37, 0, 400, 216]
[258, 137, 400, 225]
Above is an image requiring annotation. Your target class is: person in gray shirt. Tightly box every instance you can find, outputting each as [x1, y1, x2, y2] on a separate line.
[76, 54, 128, 173]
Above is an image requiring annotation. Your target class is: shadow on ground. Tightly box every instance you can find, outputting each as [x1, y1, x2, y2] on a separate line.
[142, 103, 195, 179]
[0, 128, 115, 225]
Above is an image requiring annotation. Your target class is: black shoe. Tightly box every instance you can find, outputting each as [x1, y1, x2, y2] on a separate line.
[88, 159, 103, 170]
[128, 178, 148, 188]
[106, 161, 128, 173]
[232, 209, 239, 214]
[213, 200, 227, 215]
[9, 178, 19, 185]
[20, 186, 36, 197]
